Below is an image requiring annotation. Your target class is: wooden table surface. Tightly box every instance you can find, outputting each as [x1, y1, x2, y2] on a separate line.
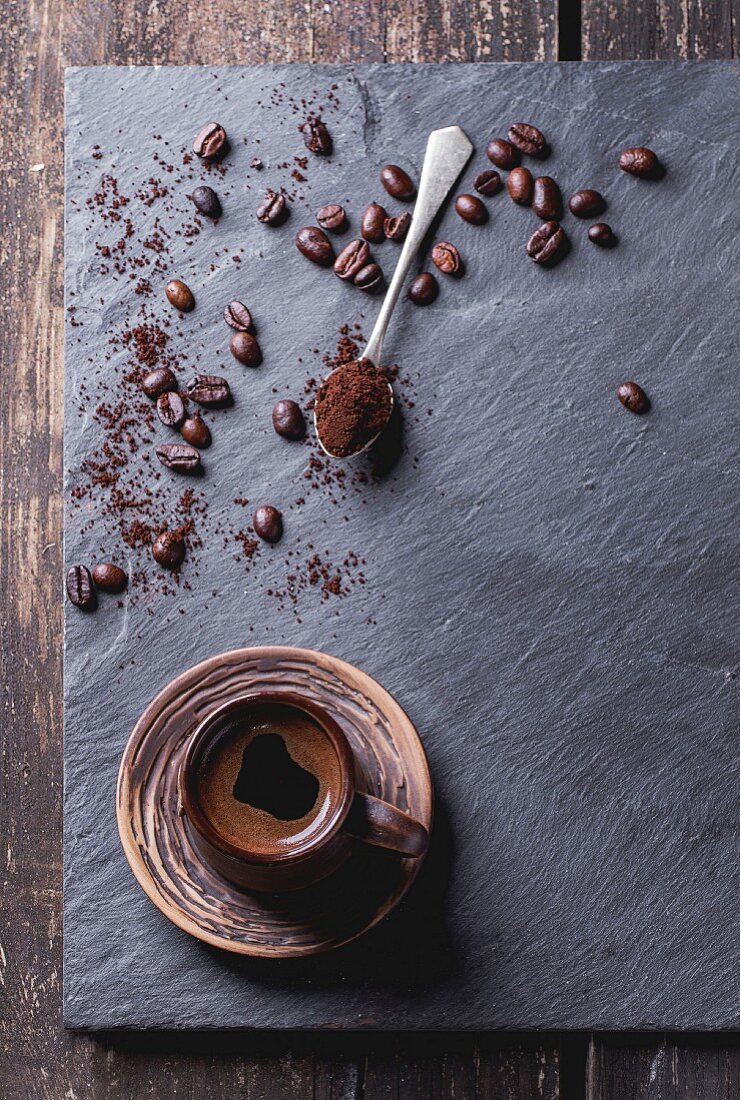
[1, 0, 737, 1096]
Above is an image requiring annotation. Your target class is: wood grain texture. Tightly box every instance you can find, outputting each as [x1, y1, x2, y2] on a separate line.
[0, 0, 736, 1096]
[582, 0, 736, 58]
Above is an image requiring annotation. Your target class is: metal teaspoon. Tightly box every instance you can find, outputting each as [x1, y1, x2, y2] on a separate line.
[315, 124, 474, 459]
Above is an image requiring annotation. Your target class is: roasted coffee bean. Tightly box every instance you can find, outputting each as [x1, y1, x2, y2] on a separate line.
[354, 263, 383, 292]
[192, 122, 226, 160]
[431, 242, 462, 275]
[455, 194, 487, 224]
[507, 166, 534, 205]
[223, 300, 253, 331]
[588, 222, 618, 248]
[361, 202, 387, 242]
[532, 176, 562, 220]
[384, 212, 411, 241]
[486, 138, 520, 170]
[568, 189, 606, 218]
[180, 414, 212, 448]
[66, 565, 96, 611]
[334, 238, 370, 281]
[190, 185, 221, 219]
[257, 189, 288, 226]
[474, 170, 502, 196]
[619, 146, 660, 178]
[301, 117, 332, 155]
[165, 279, 195, 312]
[295, 226, 335, 267]
[272, 399, 305, 440]
[380, 164, 416, 201]
[92, 563, 128, 594]
[316, 203, 346, 232]
[253, 505, 283, 543]
[156, 390, 186, 429]
[230, 330, 262, 367]
[156, 442, 201, 474]
[508, 122, 547, 157]
[142, 367, 177, 399]
[617, 381, 649, 413]
[526, 220, 568, 266]
[186, 374, 231, 407]
[152, 530, 186, 570]
[407, 272, 438, 305]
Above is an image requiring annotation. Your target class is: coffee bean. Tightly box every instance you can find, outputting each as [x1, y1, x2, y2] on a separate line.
[66, 565, 96, 611]
[223, 300, 253, 331]
[152, 530, 185, 570]
[192, 122, 226, 160]
[455, 194, 487, 224]
[180, 414, 212, 448]
[142, 367, 177, 399]
[156, 442, 201, 474]
[486, 138, 520, 170]
[588, 222, 618, 248]
[508, 122, 547, 157]
[361, 202, 387, 243]
[619, 146, 660, 178]
[165, 279, 195, 312]
[186, 374, 231, 407]
[354, 263, 383, 293]
[407, 272, 438, 305]
[257, 190, 288, 226]
[230, 330, 262, 367]
[532, 176, 562, 220]
[295, 226, 335, 267]
[272, 399, 305, 440]
[253, 505, 283, 543]
[526, 220, 568, 266]
[617, 381, 649, 413]
[156, 390, 186, 428]
[190, 185, 221, 219]
[92, 563, 128, 594]
[568, 189, 606, 218]
[380, 164, 416, 201]
[384, 212, 411, 241]
[334, 239, 370, 281]
[301, 117, 332, 156]
[431, 242, 462, 276]
[474, 170, 502, 196]
[507, 167, 534, 205]
[316, 203, 346, 232]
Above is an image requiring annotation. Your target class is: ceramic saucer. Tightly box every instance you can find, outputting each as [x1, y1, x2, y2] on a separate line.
[116, 646, 433, 957]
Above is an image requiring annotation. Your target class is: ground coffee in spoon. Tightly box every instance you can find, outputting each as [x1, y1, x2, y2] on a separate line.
[314, 358, 392, 458]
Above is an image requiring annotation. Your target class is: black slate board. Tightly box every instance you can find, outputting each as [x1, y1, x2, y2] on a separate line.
[64, 62, 739, 1030]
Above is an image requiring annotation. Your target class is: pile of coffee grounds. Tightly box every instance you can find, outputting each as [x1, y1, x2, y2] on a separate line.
[314, 359, 393, 458]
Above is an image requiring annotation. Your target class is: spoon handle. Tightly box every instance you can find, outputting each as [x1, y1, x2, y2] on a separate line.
[363, 125, 474, 368]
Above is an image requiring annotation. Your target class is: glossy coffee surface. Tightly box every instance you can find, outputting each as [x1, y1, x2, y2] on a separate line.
[195, 702, 343, 855]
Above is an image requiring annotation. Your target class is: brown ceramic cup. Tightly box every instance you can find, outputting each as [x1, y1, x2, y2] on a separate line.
[179, 690, 429, 892]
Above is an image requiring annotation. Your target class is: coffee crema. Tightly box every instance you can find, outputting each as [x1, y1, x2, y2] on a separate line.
[194, 703, 343, 856]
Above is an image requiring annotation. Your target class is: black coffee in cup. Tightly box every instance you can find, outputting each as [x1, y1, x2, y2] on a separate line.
[195, 702, 343, 856]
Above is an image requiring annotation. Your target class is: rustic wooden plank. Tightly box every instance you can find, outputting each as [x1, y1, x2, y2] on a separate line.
[476, 1036, 562, 1099]
[361, 1035, 481, 1099]
[582, 0, 736, 59]
[587, 1035, 740, 1100]
[385, 0, 558, 61]
[587, 1035, 673, 1099]
[670, 1038, 740, 1100]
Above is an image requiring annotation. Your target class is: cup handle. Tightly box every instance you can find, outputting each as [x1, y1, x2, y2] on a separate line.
[342, 792, 429, 857]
